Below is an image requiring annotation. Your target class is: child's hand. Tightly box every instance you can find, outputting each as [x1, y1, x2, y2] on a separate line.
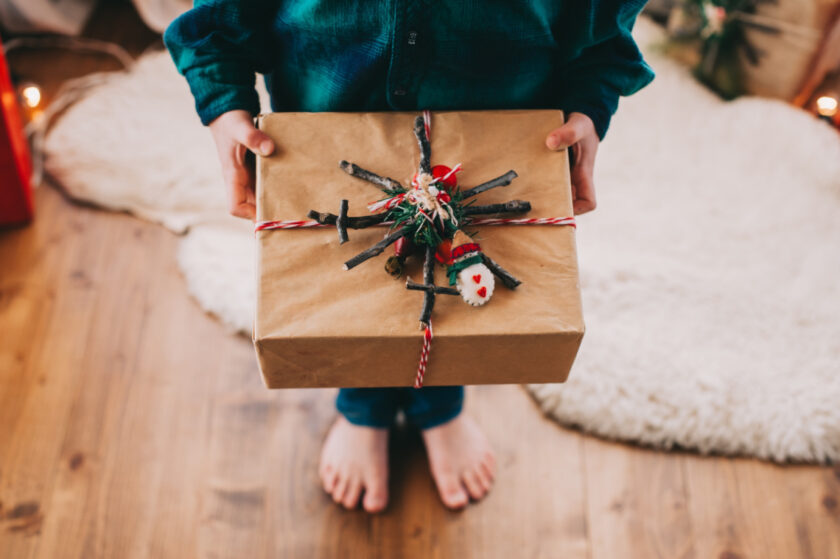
[208, 110, 276, 220]
[544, 113, 599, 215]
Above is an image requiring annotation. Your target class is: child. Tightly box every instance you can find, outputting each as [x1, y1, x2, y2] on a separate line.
[164, 0, 653, 513]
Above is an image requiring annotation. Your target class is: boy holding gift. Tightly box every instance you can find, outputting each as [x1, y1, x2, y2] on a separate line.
[164, 0, 653, 512]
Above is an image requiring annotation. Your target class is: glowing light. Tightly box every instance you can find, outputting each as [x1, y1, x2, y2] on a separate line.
[21, 84, 42, 108]
[816, 95, 838, 117]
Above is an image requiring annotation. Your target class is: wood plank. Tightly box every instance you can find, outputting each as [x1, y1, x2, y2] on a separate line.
[786, 463, 840, 559]
[460, 385, 590, 559]
[27, 212, 156, 559]
[584, 436, 695, 559]
[0, 190, 109, 558]
[683, 454, 835, 559]
[685, 455, 762, 559]
[731, 460, 814, 559]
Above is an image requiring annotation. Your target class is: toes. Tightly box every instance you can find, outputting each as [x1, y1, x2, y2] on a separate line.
[475, 465, 493, 493]
[437, 473, 469, 510]
[331, 474, 349, 504]
[480, 455, 495, 481]
[462, 470, 486, 500]
[319, 461, 333, 483]
[362, 485, 388, 513]
[322, 468, 339, 493]
[342, 478, 362, 510]
[362, 468, 389, 513]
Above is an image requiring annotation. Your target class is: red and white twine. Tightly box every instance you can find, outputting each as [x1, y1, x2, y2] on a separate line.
[254, 216, 576, 232]
[254, 219, 326, 231]
[415, 320, 433, 389]
[414, 101, 433, 388]
[255, 109, 576, 387]
[422, 109, 432, 144]
[367, 193, 406, 213]
[470, 216, 577, 227]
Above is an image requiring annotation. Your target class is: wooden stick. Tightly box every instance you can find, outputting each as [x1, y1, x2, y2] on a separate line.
[406, 278, 459, 296]
[413, 115, 432, 175]
[307, 209, 389, 229]
[339, 160, 403, 193]
[419, 245, 436, 328]
[344, 226, 412, 270]
[459, 170, 518, 199]
[481, 253, 521, 290]
[336, 199, 349, 244]
[462, 199, 531, 216]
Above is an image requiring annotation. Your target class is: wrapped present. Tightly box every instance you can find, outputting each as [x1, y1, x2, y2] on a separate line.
[254, 110, 584, 388]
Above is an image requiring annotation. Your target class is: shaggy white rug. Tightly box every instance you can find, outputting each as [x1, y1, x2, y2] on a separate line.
[43, 19, 840, 463]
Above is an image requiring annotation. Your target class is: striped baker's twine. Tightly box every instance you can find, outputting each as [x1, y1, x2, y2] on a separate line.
[367, 192, 406, 213]
[254, 219, 327, 231]
[254, 216, 576, 232]
[415, 110, 434, 389]
[470, 216, 577, 227]
[415, 320, 433, 389]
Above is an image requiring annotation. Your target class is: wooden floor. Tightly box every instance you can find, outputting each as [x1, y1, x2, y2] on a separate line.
[0, 185, 838, 559]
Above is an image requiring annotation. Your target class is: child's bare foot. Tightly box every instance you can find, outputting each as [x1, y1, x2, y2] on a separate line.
[422, 413, 495, 509]
[319, 417, 389, 512]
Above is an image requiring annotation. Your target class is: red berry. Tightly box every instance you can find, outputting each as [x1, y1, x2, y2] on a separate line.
[394, 236, 414, 258]
[435, 239, 452, 264]
[431, 165, 457, 189]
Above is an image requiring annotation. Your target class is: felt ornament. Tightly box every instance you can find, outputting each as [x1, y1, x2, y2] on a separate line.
[446, 230, 495, 306]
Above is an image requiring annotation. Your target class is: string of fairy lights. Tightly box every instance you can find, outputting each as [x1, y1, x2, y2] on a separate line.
[20, 82, 41, 109]
[816, 94, 839, 125]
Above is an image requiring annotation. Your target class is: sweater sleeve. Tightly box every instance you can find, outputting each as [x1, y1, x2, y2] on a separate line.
[163, 0, 277, 126]
[556, 0, 655, 140]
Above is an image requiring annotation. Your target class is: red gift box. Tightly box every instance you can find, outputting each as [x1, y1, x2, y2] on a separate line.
[0, 38, 33, 226]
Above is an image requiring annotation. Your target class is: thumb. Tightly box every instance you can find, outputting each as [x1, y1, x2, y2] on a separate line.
[545, 113, 590, 151]
[229, 116, 275, 157]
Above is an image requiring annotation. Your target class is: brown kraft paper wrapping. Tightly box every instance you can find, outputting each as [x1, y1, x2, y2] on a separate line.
[254, 110, 584, 388]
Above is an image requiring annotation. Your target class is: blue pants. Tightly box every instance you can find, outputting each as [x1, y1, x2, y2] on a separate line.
[336, 386, 464, 430]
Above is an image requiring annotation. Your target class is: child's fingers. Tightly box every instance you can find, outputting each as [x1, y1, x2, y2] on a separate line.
[228, 182, 257, 220]
[220, 111, 274, 156]
[571, 154, 596, 215]
[226, 144, 257, 220]
[545, 113, 592, 150]
[226, 112, 275, 157]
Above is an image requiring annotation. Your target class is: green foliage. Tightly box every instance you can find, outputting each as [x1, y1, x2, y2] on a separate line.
[385, 187, 471, 249]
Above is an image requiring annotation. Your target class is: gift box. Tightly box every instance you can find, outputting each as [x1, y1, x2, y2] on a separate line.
[254, 110, 584, 388]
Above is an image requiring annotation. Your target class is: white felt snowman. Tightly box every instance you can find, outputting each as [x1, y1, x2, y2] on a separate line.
[446, 231, 495, 306]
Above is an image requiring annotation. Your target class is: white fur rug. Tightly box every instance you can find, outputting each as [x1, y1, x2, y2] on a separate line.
[43, 19, 840, 463]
